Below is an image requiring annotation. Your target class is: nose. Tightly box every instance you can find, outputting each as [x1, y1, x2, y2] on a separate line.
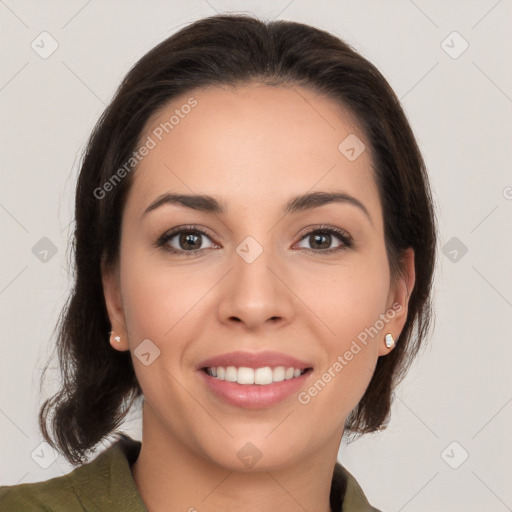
[216, 242, 295, 331]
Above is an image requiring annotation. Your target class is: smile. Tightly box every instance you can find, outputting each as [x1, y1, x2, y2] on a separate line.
[198, 366, 313, 409]
[203, 366, 310, 385]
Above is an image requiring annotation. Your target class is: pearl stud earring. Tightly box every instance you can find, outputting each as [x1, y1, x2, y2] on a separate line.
[110, 331, 121, 343]
[384, 333, 395, 349]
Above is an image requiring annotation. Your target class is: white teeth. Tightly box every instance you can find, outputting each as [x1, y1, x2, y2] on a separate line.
[254, 367, 273, 385]
[225, 366, 237, 382]
[238, 367, 255, 384]
[273, 366, 285, 382]
[205, 365, 307, 385]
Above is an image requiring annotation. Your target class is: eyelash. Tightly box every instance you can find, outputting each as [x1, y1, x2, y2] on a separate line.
[154, 224, 353, 256]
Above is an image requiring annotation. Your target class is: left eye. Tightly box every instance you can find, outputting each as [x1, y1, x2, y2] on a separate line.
[295, 227, 352, 253]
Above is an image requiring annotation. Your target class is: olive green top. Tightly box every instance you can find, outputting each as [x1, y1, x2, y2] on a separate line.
[0, 434, 381, 511]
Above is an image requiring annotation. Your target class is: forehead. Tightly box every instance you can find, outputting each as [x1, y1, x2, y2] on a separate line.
[124, 84, 380, 222]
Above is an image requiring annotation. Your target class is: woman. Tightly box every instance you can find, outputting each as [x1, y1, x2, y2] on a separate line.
[0, 13, 436, 512]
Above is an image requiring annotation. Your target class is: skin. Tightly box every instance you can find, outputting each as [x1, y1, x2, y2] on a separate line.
[102, 83, 415, 512]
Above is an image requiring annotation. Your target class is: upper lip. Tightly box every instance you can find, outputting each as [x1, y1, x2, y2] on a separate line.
[197, 350, 313, 370]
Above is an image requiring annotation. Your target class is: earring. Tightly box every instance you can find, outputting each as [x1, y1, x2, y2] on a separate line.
[384, 333, 395, 349]
[110, 331, 121, 343]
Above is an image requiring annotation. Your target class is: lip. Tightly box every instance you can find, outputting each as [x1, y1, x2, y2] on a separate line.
[198, 367, 314, 409]
[196, 350, 313, 371]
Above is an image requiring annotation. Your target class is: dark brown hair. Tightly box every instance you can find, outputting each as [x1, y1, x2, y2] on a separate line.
[39, 13, 437, 465]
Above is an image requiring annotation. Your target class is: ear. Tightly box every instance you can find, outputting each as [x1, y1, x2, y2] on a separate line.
[378, 247, 416, 356]
[101, 259, 130, 352]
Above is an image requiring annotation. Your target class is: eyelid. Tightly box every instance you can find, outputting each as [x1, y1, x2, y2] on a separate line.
[296, 224, 352, 242]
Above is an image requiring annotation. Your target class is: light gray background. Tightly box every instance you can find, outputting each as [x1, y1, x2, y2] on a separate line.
[1, 1, 511, 510]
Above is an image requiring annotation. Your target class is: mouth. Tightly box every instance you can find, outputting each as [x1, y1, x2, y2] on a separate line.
[196, 350, 314, 409]
[197, 365, 314, 409]
[201, 365, 313, 385]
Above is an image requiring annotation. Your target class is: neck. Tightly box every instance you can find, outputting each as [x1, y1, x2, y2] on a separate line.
[131, 404, 341, 512]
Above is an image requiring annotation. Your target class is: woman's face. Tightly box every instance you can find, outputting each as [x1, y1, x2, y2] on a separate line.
[103, 84, 413, 470]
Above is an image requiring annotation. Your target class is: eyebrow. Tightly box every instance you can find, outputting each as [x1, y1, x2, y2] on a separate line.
[142, 190, 372, 224]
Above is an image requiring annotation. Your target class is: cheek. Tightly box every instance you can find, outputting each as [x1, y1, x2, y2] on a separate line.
[329, 279, 389, 342]
[119, 242, 216, 349]
[299, 288, 387, 423]
[311, 250, 391, 341]
[307, 250, 390, 397]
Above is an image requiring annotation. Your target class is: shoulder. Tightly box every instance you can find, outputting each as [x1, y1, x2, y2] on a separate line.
[0, 434, 144, 512]
[0, 472, 80, 511]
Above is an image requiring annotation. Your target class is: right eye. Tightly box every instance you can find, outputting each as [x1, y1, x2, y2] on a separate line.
[154, 225, 219, 255]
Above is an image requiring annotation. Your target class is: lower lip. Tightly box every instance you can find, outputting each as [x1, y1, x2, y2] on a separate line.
[197, 369, 313, 409]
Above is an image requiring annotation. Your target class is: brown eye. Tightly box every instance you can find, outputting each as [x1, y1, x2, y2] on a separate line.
[155, 226, 218, 255]
[295, 226, 353, 254]
[176, 232, 203, 251]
